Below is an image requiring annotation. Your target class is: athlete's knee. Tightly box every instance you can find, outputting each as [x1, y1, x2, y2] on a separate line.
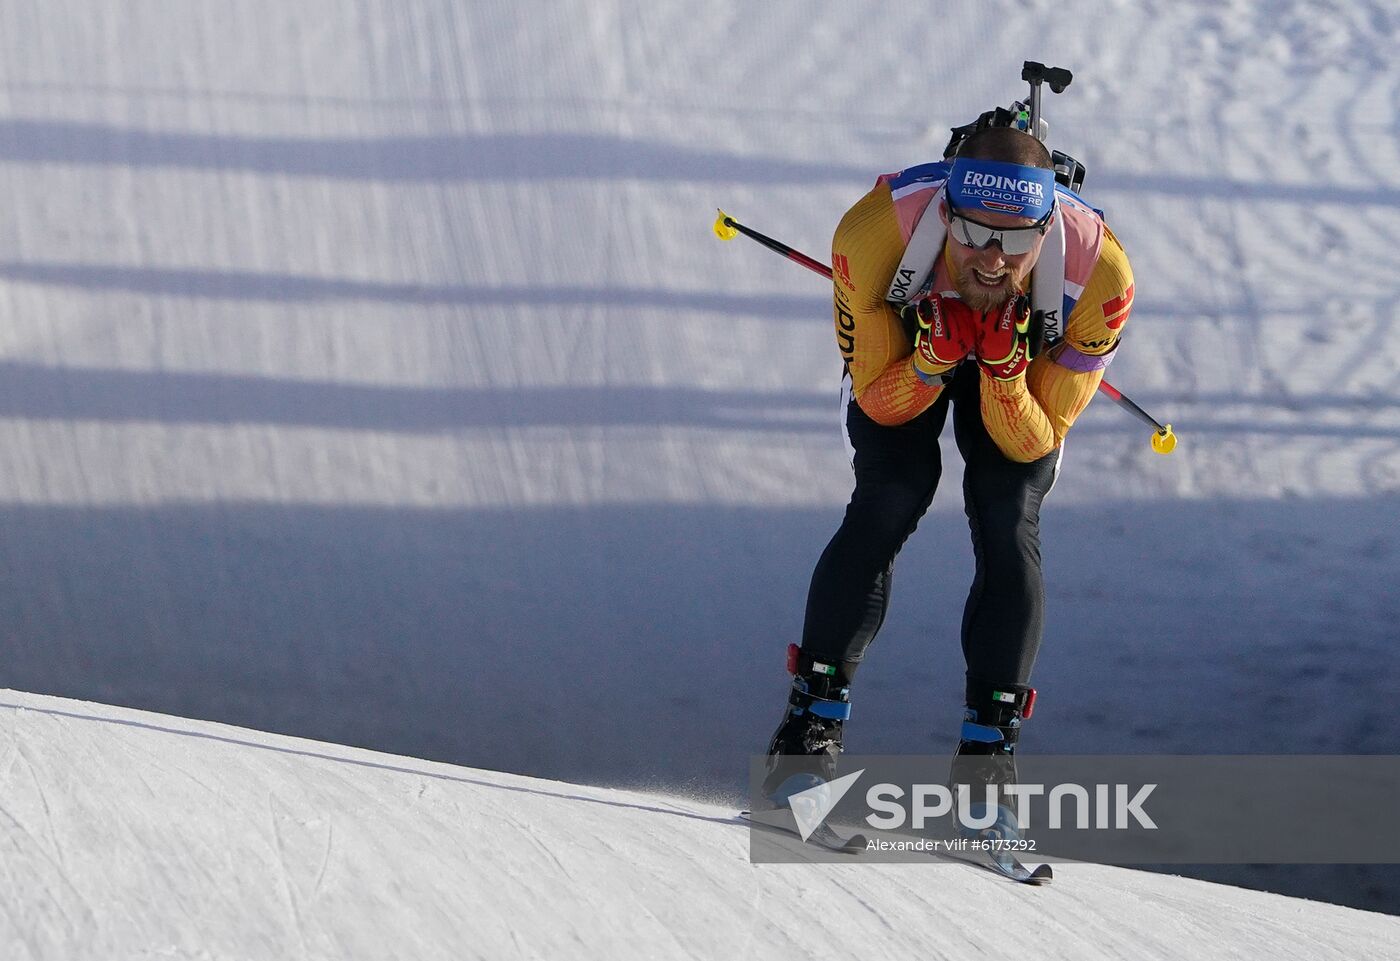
[846, 477, 938, 542]
[966, 486, 1041, 545]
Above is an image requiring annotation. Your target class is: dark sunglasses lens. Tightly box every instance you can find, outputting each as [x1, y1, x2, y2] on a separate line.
[999, 230, 1039, 255]
[951, 215, 1042, 255]
[953, 217, 993, 248]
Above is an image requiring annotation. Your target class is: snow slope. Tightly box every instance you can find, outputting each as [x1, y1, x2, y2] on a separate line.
[0, 0, 1397, 916]
[1, 690, 1396, 961]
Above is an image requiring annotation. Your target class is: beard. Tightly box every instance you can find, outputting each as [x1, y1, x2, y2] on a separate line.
[953, 268, 1025, 313]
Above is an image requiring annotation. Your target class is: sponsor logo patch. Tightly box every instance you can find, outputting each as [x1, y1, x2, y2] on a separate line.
[835, 288, 856, 360]
[917, 333, 941, 367]
[1101, 283, 1134, 330]
[962, 171, 1046, 196]
[890, 266, 917, 302]
[833, 253, 855, 292]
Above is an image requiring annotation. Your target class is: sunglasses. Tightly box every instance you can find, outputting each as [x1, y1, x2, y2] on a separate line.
[946, 202, 1054, 256]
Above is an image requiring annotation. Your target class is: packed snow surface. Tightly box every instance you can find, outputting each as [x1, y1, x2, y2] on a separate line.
[2, 691, 1397, 961]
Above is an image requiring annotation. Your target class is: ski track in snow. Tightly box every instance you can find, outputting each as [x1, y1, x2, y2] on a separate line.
[0, 0, 1396, 939]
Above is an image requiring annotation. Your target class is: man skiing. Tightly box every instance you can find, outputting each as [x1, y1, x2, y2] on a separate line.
[763, 122, 1134, 808]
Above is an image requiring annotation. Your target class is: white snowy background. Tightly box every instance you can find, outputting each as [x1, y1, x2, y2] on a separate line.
[0, 0, 1397, 946]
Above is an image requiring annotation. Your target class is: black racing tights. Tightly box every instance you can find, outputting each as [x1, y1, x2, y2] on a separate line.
[800, 362, 1060, 703]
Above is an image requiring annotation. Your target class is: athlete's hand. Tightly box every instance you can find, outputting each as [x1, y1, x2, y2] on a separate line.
[974, 295, 1041, 381]
[907, 296, 974, 383]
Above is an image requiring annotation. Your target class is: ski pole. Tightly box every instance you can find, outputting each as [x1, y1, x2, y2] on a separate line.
[1093, 380, 1177, 454]
[714, 209, 1177, 454]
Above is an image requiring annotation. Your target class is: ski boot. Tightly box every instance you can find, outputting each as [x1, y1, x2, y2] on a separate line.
[759, 644, 853, 806]
[950, 683, 1036, 842]
[948, 684, 1053, 882]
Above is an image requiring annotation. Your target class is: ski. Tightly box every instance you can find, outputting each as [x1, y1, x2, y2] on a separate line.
[739, 809, 868, 855]
[940, 775, 1056, 884]
[945, 818, 1054, 885]
[925, 838, 1053, 884]
[978, 845, 1054, 885]
[743, 807, 1051, 880]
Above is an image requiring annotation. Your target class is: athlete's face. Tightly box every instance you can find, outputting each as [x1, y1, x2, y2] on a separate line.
[940, 202, 1048, 312]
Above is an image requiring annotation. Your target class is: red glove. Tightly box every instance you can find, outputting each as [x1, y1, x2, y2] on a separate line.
[907, 296, 975, 383]
[974, 295, 1037, 381]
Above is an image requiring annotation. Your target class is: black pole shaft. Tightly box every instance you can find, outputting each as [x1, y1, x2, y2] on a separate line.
[1094, 379, 1169, 434]
[723, 217, 832, 279]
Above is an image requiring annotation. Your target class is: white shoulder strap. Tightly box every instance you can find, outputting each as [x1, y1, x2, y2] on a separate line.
[1029, 208, 1066, 346]
[884, 186, 947, 305]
